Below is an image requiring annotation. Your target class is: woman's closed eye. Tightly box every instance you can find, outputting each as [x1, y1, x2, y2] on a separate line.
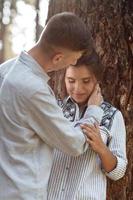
[68, 78, 75, 83]
[83, 78, 91, 83]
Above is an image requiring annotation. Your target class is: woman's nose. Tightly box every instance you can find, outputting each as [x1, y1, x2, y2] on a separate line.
[74, 82, 83, 92]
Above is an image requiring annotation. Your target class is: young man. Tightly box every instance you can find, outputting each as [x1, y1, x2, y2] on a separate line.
[0, 12, 103, 200]
[47, 51, 127, 200]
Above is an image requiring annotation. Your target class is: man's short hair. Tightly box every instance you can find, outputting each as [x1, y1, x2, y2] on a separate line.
[39, 12, 92, 54]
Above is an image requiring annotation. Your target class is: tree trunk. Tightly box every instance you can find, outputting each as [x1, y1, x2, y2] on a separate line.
[0, 0, 5, 63]
[35, 0, 43, 42]
[47, 0, 133, 199]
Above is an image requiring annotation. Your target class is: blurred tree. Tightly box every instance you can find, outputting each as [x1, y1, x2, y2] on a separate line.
[47, 0, 133, 199]
[0, 0, 5, 63]
[0, 0, 16, 62]
[0, 0, 45, 62]
[25, 0, 42, 41]
[35, 0, 40, 41]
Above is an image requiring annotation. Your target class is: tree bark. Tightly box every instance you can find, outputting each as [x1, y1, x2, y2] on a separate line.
[47, 0, 133, 199]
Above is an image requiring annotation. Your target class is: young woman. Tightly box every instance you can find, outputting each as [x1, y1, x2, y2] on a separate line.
[47, 51, 127, 200]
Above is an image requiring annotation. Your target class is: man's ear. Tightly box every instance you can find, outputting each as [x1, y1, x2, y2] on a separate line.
[52, 53, 64, 65]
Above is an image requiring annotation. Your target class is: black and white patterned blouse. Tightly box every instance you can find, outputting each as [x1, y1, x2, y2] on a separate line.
[48, 97, 127, 200]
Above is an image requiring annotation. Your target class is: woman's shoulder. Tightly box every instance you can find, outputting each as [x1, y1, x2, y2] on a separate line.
[100, 101, 120, 130]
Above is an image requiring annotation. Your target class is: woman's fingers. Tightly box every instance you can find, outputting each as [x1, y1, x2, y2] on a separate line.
[81, 123, 99, 133]
[81, 123, 101, 143]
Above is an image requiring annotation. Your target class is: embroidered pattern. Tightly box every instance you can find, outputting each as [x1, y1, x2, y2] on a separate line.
[57, 98, 118, 130]
[100, 101, 118, 130]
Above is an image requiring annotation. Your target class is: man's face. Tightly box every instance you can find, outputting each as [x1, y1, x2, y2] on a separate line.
[51, 49, 83, 71]
[65, 65, 97, 106]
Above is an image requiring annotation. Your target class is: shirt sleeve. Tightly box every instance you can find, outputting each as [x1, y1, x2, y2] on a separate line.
[26, 87, 88, 156]
[105, 111, 128, 180]
[0, 58, 17, 88]
[74, 105, 104, 126]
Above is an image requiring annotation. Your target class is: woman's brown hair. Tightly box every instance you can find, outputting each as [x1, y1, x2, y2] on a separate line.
[75, 49, 104, 81]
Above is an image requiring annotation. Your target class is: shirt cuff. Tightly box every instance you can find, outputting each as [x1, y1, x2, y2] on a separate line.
[83, 105, 104, 124]
[105, 156, 127, 181]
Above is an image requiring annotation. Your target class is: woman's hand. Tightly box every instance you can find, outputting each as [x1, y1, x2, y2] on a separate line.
[87, 84, 103, 106]
[81, 123, 117, 172]
[81, 123, 106, 154]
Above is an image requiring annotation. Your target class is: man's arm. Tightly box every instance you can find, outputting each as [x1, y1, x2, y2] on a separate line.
[26, 87, 88, 156]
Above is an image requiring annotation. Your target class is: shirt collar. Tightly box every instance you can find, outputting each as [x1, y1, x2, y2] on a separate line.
[18, 51, 50, 82]
[65, 96, 74, 104]
[65, 96, 87, 108]
[66, 96, 104, 108]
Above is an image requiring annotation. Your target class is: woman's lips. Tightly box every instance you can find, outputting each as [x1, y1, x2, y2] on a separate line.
[73, 93, 86, 97]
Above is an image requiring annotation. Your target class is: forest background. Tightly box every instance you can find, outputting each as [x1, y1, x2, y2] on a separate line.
[0, 0, 132, 199]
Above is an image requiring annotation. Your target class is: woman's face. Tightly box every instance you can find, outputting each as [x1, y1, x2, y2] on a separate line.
[65, 65, 97, 106]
